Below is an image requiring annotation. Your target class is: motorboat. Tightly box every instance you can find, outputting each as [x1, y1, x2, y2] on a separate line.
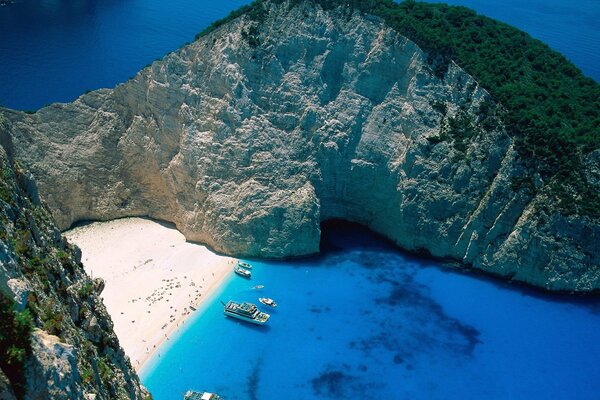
[258, 297, 277, 308]
[234, 265, 251, 278]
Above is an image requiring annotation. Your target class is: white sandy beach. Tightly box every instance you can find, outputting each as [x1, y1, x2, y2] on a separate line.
[64, 217, 234, 371]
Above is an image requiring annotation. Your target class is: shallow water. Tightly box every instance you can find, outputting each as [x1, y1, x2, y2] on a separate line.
[141, 223, 600, 399]
[3, 1, 599, 395]
[0, 0, 598, 110]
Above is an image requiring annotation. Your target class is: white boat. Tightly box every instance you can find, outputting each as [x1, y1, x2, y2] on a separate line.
[183, 390, 223, 400]
[237, 261, 252, 269]
[234, 265, 251, 278]
[223, 300, 270, 325]
[259, 297, 277, 308]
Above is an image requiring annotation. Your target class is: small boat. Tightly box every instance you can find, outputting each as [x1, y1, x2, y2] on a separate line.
[222, 300, 270, 325]
[259, 297, 277, 308]
[189, 305, 197, 311]
[183, 390, 223, 400]
[234, 265, 251, 278]
[237, 261, 252, 269]
[252, 285, 264, 290]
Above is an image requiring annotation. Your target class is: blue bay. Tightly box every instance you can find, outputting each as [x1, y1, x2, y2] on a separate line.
[2, 0, 599, 398]
[141, 223, 600, 399]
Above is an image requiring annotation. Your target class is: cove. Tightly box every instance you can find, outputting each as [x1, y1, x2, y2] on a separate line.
[140, 222, 600, 399]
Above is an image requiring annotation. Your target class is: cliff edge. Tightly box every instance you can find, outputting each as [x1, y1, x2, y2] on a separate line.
[3, 0, 599, 291]
[0, 115, 147, 399]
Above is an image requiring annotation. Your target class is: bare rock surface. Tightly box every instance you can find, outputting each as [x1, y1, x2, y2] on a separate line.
[0, 116, 147, 399]
[3, 0, 599, 291]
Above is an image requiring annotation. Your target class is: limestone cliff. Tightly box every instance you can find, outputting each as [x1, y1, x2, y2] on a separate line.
[0, 115, 147, 399]
[3, 0, 599, 291]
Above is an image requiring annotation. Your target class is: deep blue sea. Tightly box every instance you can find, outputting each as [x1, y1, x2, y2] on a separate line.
[0, 0, 249, 110]
[3, 0, 600, 398]
[141, 223, 600, 399]
[0, 0, 599, 110]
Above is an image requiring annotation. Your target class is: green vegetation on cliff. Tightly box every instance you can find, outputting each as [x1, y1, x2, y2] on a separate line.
[1, 117, 147, 398]
[197, 0, 600, 216]
[0, 294, 33, 399]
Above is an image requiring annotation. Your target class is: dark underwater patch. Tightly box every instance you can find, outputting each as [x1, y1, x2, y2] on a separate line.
[354, 251, 383, 270]
[311, 370, 354, 398]
[349, 265, 483, 366]
[245, 358, 262, 400]
[310, 366, 382, 399]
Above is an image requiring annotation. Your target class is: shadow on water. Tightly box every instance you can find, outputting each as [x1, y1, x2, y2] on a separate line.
[222, 318, 272, 333]
[436, 262, 600, 313]
[319, 219, 600, 314]
[320, 220, 403, 255]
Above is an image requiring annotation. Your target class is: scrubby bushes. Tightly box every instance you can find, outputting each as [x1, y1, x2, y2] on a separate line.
[0, 292, 33, 399]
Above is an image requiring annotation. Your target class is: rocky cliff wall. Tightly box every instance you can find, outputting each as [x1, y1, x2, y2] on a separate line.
[3, 0, 599, 291]
[0, 115, 147, 399]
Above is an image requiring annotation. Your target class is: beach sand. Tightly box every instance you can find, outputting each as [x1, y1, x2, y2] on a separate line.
[64, 217, 234, 371]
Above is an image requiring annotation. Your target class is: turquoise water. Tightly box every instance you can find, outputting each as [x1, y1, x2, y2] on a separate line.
[0, 0, 598, 110]
[2, 1, 599, 396]
[141, 223, 600, 399]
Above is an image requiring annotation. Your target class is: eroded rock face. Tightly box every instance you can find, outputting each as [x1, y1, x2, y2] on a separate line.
[0, 117, 147, 399]
[3, 0, 599, 290]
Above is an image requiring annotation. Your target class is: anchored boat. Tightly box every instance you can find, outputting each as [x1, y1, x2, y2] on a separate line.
[183, 390, 223, 400]
[234, 265, 251, 278]
[223, 300, 270, 325]
[237, 261, 252, 269]
[259, 297, 277, 308]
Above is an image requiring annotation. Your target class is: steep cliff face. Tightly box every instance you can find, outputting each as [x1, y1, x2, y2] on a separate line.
[3, 0, 599, 291]
[0, 116, 147, 399]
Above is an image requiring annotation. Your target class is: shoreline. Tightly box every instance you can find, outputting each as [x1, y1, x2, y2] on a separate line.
[64, 217, 236, 372]
[135, 264, 233, 371]
[138, 270, 233, 378]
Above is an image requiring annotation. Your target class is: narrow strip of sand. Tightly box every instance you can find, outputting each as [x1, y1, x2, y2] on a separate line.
[64, 217, 235, 371]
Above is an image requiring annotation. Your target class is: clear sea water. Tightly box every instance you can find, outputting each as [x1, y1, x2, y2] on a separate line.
[2, 0, 600, 398]
[141, 223, 600, 399]
[0, 0, 598, 110]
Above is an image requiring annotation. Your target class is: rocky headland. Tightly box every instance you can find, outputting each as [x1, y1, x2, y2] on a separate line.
[2, 0, 599, 295]
[1, 0, 600, 397]
[0, 114, 149, 399]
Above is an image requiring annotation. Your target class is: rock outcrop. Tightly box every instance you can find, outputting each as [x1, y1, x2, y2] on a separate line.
[0, 115, 147, 399]
[2, 0, 599, 291]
